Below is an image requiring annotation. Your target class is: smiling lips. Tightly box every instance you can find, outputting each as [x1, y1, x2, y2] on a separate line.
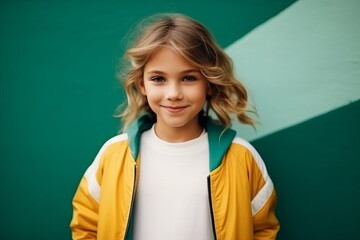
[161, 105, 188, 113]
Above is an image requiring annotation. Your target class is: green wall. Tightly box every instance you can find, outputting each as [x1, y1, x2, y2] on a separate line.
[252, 100, 360, 239]
[2, 1, 359, 239]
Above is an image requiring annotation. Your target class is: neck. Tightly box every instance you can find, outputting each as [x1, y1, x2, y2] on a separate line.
[154, 123, 204, 143]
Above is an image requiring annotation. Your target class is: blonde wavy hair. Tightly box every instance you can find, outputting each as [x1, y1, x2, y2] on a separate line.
[117, 13, 256, 131]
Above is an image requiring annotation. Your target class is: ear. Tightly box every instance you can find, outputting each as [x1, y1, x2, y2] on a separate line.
[137, 79, 147, 96]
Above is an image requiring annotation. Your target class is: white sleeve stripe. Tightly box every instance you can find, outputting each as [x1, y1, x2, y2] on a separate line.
[251, 178, 274, 216]
[232, 137, 274, 216]
[84, 134, 128, 203]
[84, 163, 101, 203]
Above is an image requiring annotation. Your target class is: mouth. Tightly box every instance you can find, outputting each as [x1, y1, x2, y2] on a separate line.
[161, 105, 188, 113]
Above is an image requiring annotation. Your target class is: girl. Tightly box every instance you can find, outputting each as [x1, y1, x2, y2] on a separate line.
[70, 13, 279, 240]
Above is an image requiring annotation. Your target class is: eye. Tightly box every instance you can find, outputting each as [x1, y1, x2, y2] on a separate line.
[183, 75, 197, 82]
[150, 76, 165, 83]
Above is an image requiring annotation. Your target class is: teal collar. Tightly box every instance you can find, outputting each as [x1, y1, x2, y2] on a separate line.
[127, 115, 236, 171]
[205, 118, 236, 171]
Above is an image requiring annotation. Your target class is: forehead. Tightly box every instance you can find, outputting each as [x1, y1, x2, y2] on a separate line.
[144, 47, 199, 73]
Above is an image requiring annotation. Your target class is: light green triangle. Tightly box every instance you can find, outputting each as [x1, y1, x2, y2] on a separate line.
[225, 0, 360, 140]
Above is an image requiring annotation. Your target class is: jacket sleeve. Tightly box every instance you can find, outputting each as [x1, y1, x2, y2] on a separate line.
[248, 148, 280, 239]
[70, 176, 99, 239]
[70, 144, 106, 239]
[252, 188, 279, 239]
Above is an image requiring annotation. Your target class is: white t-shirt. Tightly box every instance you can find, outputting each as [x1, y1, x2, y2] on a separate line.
[133, 125, 213, 240]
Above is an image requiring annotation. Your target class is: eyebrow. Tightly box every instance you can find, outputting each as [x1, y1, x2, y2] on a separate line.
[145, 69, 201, 75]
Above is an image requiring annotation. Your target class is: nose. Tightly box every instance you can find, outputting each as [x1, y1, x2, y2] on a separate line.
[165, 82, 183, 100]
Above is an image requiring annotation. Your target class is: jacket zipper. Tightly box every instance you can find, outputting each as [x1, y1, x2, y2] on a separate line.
[207, 176, 218, 240]
[124, 164, 137, 239]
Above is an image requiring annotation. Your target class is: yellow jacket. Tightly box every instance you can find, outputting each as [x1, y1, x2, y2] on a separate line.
[70, 116, 279, 239]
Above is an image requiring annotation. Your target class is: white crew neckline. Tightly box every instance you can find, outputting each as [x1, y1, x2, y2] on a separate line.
[147, 124, 208, 153]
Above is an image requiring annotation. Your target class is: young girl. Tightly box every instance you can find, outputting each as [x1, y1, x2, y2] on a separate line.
[70, 13, 279, 240]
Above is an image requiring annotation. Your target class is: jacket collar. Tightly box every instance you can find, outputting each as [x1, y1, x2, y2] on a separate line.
[127, 114, 236, 171]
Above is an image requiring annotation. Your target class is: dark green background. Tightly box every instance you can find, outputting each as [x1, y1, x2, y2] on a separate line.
[1, 1, 359, 239]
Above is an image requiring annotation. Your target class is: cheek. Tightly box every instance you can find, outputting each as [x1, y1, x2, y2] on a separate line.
[144, 86, 162, 102]
[190, 86, 208, 102]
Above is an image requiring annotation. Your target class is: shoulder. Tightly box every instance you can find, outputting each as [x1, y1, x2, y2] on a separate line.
[229, 136, 268, 172]
[231, 136, 258, 156]
[96, 133, 129, 156]
[232, 136, 255, 150]
[103, 133, 129, 147]
[84, 133, 130, 179]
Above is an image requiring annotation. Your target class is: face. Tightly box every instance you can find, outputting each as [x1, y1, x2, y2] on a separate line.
[139, 47, 209, 141]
